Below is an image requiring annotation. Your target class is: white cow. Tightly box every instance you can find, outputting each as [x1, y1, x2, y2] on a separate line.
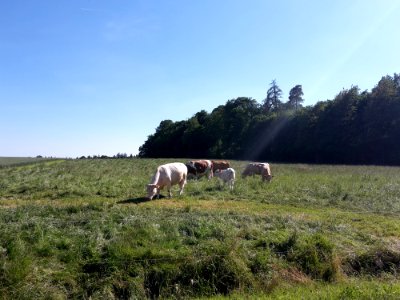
[242, 162, 272, 182]
[146, 162, 188, 200]
[214, 167, 236, 191]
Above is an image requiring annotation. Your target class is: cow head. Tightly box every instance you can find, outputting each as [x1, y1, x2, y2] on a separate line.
[214, 169, 224, 179]
[264, 175, 273, 182]
[146, 184, 159, 200]
[185, 163, 197, 176]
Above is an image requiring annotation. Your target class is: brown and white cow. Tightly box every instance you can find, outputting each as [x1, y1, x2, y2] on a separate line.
[211, 160, 230, 172]
[242, 162, 272, 182]
[186, 160, 213, 180]
[146, 162, 188, 200]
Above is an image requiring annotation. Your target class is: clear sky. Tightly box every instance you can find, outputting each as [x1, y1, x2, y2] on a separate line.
[1, 0, 399, 158]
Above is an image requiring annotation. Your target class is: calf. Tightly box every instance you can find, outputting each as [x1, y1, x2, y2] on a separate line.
[146, 162, 188, 200]
[242, 162, 272, 182]
[214, 167, 236, 190]
[187, 160, 213, 180]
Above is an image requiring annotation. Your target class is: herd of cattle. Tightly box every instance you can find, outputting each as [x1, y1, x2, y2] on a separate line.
[146, 160, 272, 200]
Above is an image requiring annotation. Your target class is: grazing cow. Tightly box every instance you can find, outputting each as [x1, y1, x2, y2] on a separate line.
[185, 163, 197, 178]
[242, 162, 272, 182]
[214, 168, 236, 190]
[186, 160, 213, 180]
[211, 160, 230, 172]
[146, 162, 188, 200]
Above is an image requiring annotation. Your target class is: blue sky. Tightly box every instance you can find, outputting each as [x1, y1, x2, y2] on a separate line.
[1, 0, 399, 157]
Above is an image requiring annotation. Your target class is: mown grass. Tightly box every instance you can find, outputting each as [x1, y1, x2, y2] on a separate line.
[0, 157, 45, 166]
[0, 158, 400, 299]
[0, 156, 61, 168]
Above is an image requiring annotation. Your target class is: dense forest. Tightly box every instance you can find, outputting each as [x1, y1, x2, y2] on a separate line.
[139, 74, 400, 165]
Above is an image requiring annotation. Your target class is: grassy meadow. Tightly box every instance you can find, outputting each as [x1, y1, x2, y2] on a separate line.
[0, 157, 55, 168]
[1, 158, 400, 299]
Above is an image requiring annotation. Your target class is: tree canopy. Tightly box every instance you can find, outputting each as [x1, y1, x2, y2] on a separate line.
[138, 74, 400, 165]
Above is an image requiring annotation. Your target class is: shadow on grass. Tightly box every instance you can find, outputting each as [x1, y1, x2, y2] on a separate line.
[204, 186, 224, 192]
[117, 194, 167, 204]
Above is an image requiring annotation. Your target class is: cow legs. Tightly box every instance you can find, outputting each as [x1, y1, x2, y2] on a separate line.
[165, 184, 172, 198]
[229, 180, 234, 191]
[178, 178, 186, 196]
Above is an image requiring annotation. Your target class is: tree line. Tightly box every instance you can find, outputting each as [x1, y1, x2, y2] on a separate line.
[139, 74, 400, 165]
[77, 153, 135, 160]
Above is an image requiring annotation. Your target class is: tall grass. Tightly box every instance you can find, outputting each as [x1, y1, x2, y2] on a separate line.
[0, 159, 400, 298]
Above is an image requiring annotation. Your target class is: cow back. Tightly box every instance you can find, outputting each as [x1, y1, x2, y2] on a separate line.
[212, 160, 230, 171]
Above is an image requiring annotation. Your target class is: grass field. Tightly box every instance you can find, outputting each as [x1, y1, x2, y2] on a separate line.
[1, 158, 400, 299]
[0, 157, 58, 168]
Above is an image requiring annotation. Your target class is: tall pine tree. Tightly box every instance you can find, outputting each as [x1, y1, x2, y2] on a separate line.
[263, 79, 283, 112]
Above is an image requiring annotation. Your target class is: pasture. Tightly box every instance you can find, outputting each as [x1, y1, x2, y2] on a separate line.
[0, 158, 400, 299]
[0, 157, 55, 168]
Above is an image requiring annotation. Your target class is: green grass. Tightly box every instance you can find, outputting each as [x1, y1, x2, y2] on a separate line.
[0, 159, 400, 298]
[208, 280, 400, 299]
[0, 157, 42, 165]
[0, 156, 62, 169]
